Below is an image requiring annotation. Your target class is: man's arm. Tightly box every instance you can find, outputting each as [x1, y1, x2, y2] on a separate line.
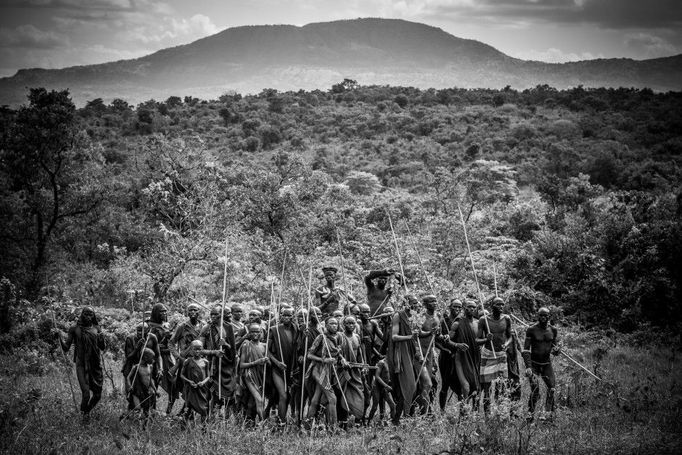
[60, 326, 75, 352]
[391, 313, 412, 342]
[522, 327, 533, 369]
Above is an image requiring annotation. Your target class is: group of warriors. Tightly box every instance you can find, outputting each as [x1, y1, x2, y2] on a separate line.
[54, 267, 561, 428]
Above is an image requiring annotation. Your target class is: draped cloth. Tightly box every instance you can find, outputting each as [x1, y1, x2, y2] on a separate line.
[338, 333, 365, 419]
[200, 323, 236, 401]
[307, 333, 340, 391]
[239, 340, 266, 396]
[181, 358, 210, 416]
[148, 321, 177, 398]
[480, 347, 508, 384]
[386, 311, 419, 411]
[450, 318, 481, 395]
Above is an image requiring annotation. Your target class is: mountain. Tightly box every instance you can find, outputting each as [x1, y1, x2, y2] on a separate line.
[1, 18, 681, 106]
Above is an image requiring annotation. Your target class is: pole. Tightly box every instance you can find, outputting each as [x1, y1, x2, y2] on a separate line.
[334, 227, 352, 313]
[218, 238, 229, 408]
[492, 259, 499, 299]
[386, 209, 408, 294]
[508, 313, 602, 381]
[456, 202, 495, 358]
[299, 265, 313, 423]
[262, 282, 274, 403]
[51, 310, 79, 412]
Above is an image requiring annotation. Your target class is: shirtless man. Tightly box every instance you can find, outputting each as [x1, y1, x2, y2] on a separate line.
[477, 297, 512, 414]
[267, 306, 298, 423]
[447, 299, 483, 407]
[417, 295, 439, 411]
[365, 269, 403, 316]
[523, 307, 560, 421]
[315, 266, 356, 318]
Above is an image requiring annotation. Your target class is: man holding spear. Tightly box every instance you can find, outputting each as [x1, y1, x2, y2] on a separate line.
[477, 297, 512, 415]
[199, 305, 236, 415]
[267, 306, 298, 423]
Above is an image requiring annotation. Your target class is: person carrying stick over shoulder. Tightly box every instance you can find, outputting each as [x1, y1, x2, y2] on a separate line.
[267, 306, 298, 424]
[365, 269, 403, 317]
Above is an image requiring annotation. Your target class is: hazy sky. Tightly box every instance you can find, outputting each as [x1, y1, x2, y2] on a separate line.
[1, 0, 681, 77]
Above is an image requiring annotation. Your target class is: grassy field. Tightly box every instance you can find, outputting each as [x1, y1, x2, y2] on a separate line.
[1, 330, 680, 455]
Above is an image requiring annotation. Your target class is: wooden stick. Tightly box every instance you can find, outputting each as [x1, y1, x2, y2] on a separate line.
[218, 238, 229, 406]
[275, 250, 288, 391]
[508, 313, 602, 381]
[456, 201, 495, 358]
[334, 227, 352, 313]
[262, 282, 274, 403]
[51, 310, 79, 412]
[299, 265, 313, 423]
[386, 209, 408, 294]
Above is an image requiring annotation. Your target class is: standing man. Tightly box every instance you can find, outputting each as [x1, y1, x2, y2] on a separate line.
[54, 306, 106, 422]
[387, 295, 427, 425]
[365, 269, 403, 316]
[315, 266, 356, 319]
[417, 295, 439, 411]
[200, 305, 236, 414]
[267, 306, 299, 423]
[447, 299, 482, 408]
[231, 303, 245, 333]
[523, 307, 560, 421]
[437, 299, 462, 411]
[169, 303, 203, 415]
[148, 303, 177, 414]
[478, 297, 512, 414]
[337, 315, 366, 425]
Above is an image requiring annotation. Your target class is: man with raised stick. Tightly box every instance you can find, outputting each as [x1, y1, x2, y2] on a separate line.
[365, 269, 403, 317]
[315, 266, 356, 319]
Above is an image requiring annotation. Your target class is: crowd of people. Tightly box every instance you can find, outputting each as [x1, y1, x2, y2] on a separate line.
[54, 266, 561, 428]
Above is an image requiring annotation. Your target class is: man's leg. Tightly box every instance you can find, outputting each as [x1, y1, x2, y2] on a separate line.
[272, 370, 288, 423]
[542, 364, 556, 413]
[75, 365, 92, 414]
[528, 369, 541, 416]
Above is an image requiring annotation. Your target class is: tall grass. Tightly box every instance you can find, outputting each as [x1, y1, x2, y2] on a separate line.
[1, 333, 680, 454]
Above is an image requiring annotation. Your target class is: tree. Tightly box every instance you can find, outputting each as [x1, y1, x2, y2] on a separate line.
[0, 88, 104, 298]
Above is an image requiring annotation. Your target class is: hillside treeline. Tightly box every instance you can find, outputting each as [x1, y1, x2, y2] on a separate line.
[1, 84, 681, 332]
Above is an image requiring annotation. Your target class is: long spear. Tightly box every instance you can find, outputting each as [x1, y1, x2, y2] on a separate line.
[299, 265, 313, 423]
[274, 249, 288, 391]
[456, 201, 495, 358]
[386, 209, 408, 294]
[218, 238, 229, 409]
[334, 227, 352, 314]
[262, 282, 274, 403]
[51, 310, 78, 412]
[508, 313, 602, 381]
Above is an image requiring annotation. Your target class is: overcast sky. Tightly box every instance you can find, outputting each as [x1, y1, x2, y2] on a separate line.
[1, 0, 681, 78]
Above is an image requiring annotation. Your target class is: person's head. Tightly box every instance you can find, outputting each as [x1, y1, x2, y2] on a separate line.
[537, 307, 550, 325]
[231, 304, 243, 322]
[332, 309, 344, 320]
[422, 295, 437, 312]
[326, 317, 339, 334]
[491, 297, 504, 316]
[223, 306, 232, 322]
[296, 308, 308, 326]
[136, 322, 149, 338]
[248, 323, 262, 341]
[187, 303, 200, 321]
[210, 306, 222, 325]
[464, 299, 478, 318]
[141, 347, 155, 365]
[261, 306, 270, 319]
[190, 339, 203, 356]
[403, 295, 420, 314]
[358, 304, 371, 322]
[449, 299, 463, 317]
[380, 306, 395, 322]
[343, 315, 357, 333]
[376, 275, 388, 290]
[79, 307, 96, 326]
[309, 307, 322, 324]
[248, 309, 262, 324]
[280, 307, 294, 325]
[349, 305, 360, 318]
[322, 267, 337, 286]
[150, 303, 168, 324]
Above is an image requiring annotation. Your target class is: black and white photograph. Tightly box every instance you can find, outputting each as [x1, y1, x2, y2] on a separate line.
[0, 1, 680, 453]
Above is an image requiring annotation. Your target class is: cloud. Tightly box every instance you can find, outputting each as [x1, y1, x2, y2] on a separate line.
[0, 24, 68, 48]
[511, 47, 601, 63]
[417, 0, 682, 30]
[625, 32, 680, 58]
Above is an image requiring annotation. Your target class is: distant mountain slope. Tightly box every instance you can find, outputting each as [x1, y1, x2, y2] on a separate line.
[1, 18, 680, 106]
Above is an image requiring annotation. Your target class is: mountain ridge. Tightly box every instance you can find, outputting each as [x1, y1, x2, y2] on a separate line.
[1, 18, 680, 106]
